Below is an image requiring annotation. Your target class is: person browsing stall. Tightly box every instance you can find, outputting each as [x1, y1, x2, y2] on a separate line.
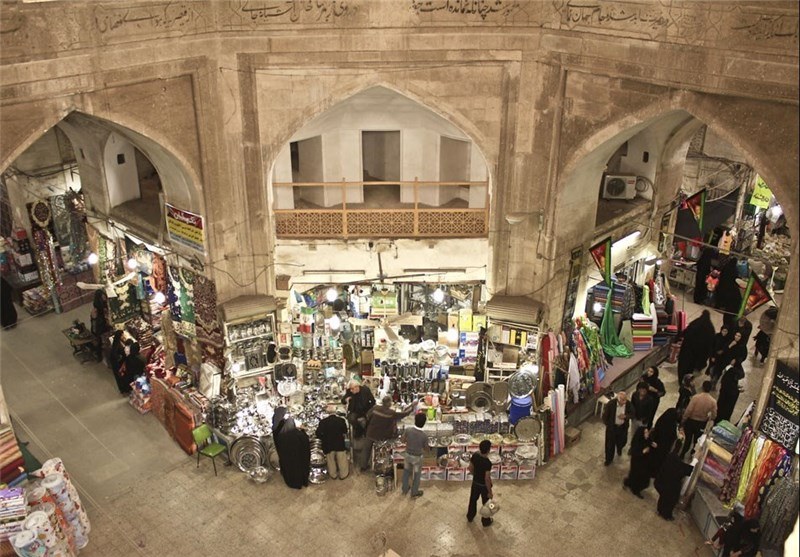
[363, 396, 415, 472]
[341, 379, 375, 439]
[400, 412, 428, 498]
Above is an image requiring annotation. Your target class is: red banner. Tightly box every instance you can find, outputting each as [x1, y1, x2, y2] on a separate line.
[589, 237, 612, 286]
[684, 189, 706, 231]
[738, 272, 772, 318]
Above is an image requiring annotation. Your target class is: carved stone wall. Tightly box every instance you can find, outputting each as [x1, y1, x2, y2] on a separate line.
[0, 0, 797, 309]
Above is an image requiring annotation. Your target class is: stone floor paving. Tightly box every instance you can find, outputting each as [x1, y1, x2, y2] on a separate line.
[1, 294, 768, 556]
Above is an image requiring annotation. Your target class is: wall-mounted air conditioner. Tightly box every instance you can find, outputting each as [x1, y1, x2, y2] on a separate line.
[601, 175, 637, 200]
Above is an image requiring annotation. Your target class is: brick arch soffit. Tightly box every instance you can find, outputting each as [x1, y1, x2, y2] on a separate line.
[264, 82, 494, 191]
[553, 91, 797, 235]
[2, 106, 203, 219]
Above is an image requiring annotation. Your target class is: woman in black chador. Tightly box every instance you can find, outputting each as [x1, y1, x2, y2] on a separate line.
[677, 310, 716, 381]
[715, 257, 743, 329]
[623, 426, 652, 498]
[119, 339, 145, 395]
[272, 408, 311, 489]
[0, 276, 18, 329]
[716, 360, 744, 424]
[648, 408, 679, 478]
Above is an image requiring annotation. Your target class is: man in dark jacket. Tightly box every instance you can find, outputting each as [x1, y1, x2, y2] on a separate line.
[362, 396, 414, 471]
[341, 379, 375, 439]
[316, 410, 350, 480]
[603, 391, 633, 466]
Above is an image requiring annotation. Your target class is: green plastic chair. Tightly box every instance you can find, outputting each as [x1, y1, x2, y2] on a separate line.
[192, 424, 227, 476]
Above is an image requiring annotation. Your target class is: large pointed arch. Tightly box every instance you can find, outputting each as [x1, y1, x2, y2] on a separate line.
[554, 91, 799, 234]
[1, 107, 203, 216]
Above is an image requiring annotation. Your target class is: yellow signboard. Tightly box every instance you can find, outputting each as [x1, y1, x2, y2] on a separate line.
[749, 176, 772, 209]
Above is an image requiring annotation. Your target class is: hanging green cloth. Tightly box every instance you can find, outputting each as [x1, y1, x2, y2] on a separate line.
[600, 288, 633, 357]
[642, 284, 651, 315]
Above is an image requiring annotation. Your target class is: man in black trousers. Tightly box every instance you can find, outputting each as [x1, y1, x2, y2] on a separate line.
[466, 440, 495, 527]
[603, 390, 633, 465]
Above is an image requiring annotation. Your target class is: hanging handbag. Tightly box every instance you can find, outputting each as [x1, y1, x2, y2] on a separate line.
[479, 498, 500, 518]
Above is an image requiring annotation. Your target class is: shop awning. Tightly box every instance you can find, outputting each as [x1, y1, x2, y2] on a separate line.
[219, 295, 277, 323]
[485, 295, 544, 326]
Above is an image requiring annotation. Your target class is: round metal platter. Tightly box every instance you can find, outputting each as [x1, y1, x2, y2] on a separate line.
[469, 391, 493, 413]
[514, 416, 541, 442]
[508, 371, 535, 398]
[230, 435, 267, 473]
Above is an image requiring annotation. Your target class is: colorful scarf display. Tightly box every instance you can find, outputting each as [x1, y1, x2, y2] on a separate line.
[720, 427, 755, 505]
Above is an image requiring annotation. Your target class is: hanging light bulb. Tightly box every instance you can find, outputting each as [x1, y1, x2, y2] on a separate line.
[329, 314, 341, 330]
[126, 258, 139, 270]
[87, 252, 99, 265]
[325, 287, 338, 303]
[432, 287, 445, 303]
[592, 302, 603, 314]
[447, 327, 458, 343]
[153, 291, 166, 305]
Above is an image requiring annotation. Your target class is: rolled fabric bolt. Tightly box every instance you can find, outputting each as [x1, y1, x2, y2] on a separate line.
[10, 530, 47, 557]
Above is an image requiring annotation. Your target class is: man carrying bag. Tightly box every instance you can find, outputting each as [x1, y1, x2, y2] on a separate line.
[466, 440, 495, 527]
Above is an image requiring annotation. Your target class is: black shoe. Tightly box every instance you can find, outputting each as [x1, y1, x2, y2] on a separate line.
[467, 516, 474, 523]
[604, 461, 611, 466]
[482, 518, 494, 527]
[411, 491, 423, 498]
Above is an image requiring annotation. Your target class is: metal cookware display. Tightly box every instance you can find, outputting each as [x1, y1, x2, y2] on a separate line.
[230, 435, 268, 473]
[248, 466, 271, 483]
[514, 416, 542, 442]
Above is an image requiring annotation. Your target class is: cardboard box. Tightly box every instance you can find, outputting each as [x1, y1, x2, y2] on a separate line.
[517, 464, 536, 480]
[447, 468, 465, 481]
[500, 465, 518, 480]
[429, 467, 446, 481]
[420, 467, 432, 481]
[472, 315, 487, 332]
[565, 427, 582, 448]
[500, 444, 518, 455]
[490, 465, 500, 480]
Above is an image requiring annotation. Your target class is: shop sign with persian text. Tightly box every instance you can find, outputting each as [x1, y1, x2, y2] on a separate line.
[166, 203, 205, 253]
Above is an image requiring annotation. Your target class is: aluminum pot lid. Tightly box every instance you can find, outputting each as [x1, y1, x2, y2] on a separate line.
[514, 416, 541, 442]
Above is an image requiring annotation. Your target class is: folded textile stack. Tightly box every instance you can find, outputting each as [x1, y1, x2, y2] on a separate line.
[711, 420, 742, 453]
[0, 428, 26, 488]
[0, 487, 27, 542]
[701, 440, 733, 491]
[654, 323, 678, 346]
[631, 313, 654, 351]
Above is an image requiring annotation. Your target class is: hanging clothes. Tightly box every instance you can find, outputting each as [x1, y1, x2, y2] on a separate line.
[567, 352, 581, 404]
[759, 476, 800, 551]
[743, 442, 789, 519]
[720, 428, 755, 506]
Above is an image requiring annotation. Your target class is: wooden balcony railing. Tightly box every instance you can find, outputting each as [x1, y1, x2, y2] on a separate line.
[272, 179, 489, 239]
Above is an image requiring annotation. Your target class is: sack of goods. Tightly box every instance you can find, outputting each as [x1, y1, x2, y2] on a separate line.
[480, 498, 500, 517]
